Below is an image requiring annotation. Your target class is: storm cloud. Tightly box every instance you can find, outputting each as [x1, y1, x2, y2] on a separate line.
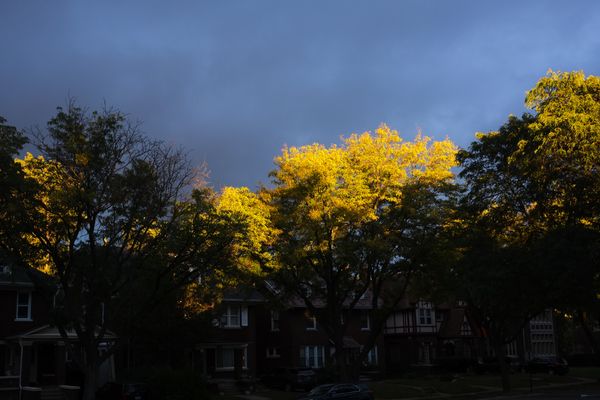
[1, 0, 599, 188]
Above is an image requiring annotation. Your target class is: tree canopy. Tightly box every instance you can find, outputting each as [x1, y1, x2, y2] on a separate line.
[15, 103, 250, 400]
[454, 70, 600, 392]
[263, 124, 457, 379]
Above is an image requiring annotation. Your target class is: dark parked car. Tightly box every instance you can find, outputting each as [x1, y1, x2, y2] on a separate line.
[474, 356, 523, 374]
[297, 383, 373, 400]
[96, 382, 148, 400]
[261, 367, 316, 391]
[524, 356, 569, 375]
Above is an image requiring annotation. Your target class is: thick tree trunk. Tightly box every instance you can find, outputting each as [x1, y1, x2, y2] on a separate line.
[333, 338, 349, 382]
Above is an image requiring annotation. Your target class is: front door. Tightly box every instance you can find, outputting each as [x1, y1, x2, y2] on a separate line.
[37, 343, 56, 385]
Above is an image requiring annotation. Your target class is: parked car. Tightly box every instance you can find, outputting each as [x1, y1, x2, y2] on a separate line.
[474, 356, 523, 374]
[524, 356, 569, 375]
[297, 383, 373, 400]
[96, 382, 148, 400]
[260, 367, 316, 391]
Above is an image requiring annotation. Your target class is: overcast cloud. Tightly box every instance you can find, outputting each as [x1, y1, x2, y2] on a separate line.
[1, 1, 599, 188]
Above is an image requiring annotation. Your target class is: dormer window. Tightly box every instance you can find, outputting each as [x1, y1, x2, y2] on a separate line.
[16, 292, 32, 321]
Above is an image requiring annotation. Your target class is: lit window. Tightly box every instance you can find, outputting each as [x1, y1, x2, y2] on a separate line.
[300, 346, 324, 368]
[16, 292, 31, 321]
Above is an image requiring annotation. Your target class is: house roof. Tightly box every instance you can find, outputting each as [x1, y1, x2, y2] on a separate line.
[0, 252, 55, 290]
[0, 259, 35, 288]
[7, 325, 117, 341]
[222, 287, 265, 303]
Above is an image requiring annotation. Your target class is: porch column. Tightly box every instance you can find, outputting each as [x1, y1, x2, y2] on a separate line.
[20, 341, 33, 386]
[55, 342, 66, 385]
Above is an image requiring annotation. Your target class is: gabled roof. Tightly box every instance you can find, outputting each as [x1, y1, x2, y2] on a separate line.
[0, 251, 56, 290]
[0, 263, 34, 288]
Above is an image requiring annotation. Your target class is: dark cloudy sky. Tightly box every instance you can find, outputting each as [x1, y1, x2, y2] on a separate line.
[2, 1, 599, 189]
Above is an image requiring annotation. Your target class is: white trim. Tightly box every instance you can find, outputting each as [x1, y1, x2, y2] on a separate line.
[300, 345, 325, 368]
[241, 306, 248, 327]
[15, 292, 31, 321]
[221, 305, 241, 328]
[306, 315, 317, 331]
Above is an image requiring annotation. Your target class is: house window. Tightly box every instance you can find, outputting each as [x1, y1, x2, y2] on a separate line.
[418, 308, 432, 325]
[266, 347, 280, 358]
[360, 311, 370, 330]
[300, 346, 324, 368]
[271, 310, 280, 331]
[221, 306, 240, 328]
[16, 292, 31, 321]
[460, 317, 472, 336]
[305, 311, 317, 330]
[416, 302, 434, 326]
[365, 346, 378, 365]
[216, 347, 247, 370]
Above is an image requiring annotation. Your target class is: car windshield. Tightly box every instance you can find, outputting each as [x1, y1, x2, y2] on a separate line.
[308, 384, 334, 395]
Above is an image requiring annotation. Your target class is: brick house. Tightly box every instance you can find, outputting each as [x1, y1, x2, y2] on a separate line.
[191, 284, 558, 382]
[190, 289, 263, 380]
[255, 296, 385, 375]
[0, 259, 116, 396]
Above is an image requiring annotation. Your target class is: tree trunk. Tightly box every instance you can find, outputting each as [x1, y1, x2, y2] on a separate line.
[333, 338, 349, 382]
[81, 364, 98, 400]
[578, 309, 600, 365]
[492, 334, 511, 393]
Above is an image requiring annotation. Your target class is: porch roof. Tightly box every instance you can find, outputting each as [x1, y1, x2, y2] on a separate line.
[7, 325, 117, 341]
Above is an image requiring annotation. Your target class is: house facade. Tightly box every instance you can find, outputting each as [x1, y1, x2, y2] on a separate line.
[192, 285, 559, 381]
[0, 261, 116, 397]
[190, 289, 263, 380]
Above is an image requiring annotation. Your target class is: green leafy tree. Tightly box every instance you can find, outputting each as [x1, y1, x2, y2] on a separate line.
[18, 103, 242, 400]
[455, 70, 600, 391]
[0, 116, 35, 255]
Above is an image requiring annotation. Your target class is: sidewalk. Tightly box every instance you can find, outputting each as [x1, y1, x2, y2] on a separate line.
[383, 376, 598, 400]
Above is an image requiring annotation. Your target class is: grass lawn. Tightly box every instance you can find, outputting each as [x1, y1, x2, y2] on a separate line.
[216, 368, 600, 400]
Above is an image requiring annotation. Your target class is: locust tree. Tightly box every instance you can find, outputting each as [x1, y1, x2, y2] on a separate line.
[263, 125, 457, 380]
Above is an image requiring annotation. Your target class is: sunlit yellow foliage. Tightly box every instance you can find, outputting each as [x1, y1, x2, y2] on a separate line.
[216, 186, 278, 273]
[271, 124, 457, 226]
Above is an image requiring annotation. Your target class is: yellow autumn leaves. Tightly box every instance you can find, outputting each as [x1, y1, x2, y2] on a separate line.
[213, 124, 457, 273]
[269, 124, 456, 224]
